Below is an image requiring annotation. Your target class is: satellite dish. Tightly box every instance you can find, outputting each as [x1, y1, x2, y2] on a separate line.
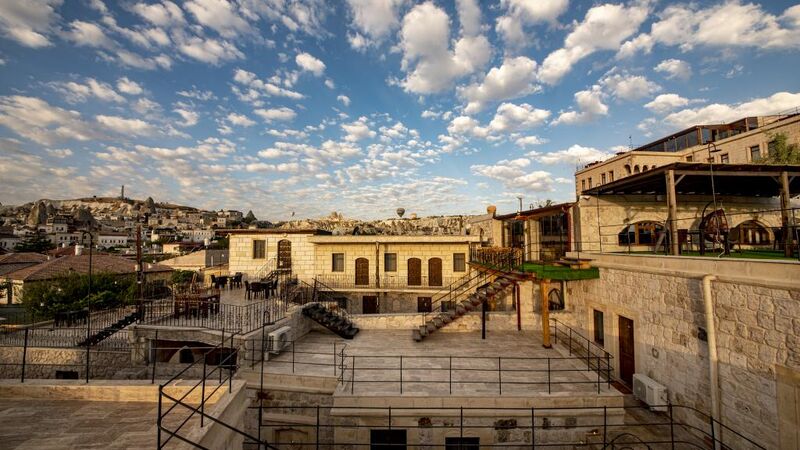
[396, 208, 405, 218]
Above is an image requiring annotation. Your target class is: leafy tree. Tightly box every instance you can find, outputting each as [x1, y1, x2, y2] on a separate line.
[14, 231, 55, 253]
[171, 269, 197, 284]
[243, 210, 257, 224]
[761, 133, 800, 164]
[207, 237, 229, 249]
[22, 272, 135, 318]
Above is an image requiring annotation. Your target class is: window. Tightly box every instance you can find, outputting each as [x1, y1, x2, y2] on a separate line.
[601, 173, 606, 184]
[593, 310, 604, 346]
[453, 253, 466, 272]
[588, 177, 593, 188]
[686, 155, 693, 162]
[417, 297, 432, 313]
[618, 221, 666, 246]
[750, 145, 761, 161]
[609, 171, 614, 182]
[252, 239, 265, 259]
[445, 437, 480, 450]
[384, 253, 397, 272]
[548, 289, 564, 311]
[370, 429, 406, 450]
[581, 179, 586, 191]
[332, 253, 344, 272]
[720, 153, 729, 163]
[731, 220, 770, 245]
[768, 139, 777, 156]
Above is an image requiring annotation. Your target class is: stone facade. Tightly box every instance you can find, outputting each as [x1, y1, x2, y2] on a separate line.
[0, 347, 132, 380]
[555, 253, 800, 449]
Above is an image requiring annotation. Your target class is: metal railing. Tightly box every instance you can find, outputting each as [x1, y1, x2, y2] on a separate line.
[313, 274, 460, 290]
[550, 318, 614, 377]
[420, 270, 491, 328]
[247, 403, 765, 449]
[469, 246, 524, 271]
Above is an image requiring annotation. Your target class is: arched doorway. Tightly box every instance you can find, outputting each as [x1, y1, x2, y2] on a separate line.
[407, 258, 421, 286]
[355, 257, 369, 286]
[731, 220, 771, 245]
[428, 258, 442, 286]
[618, 221, 666, 246]
[277, 239, 292, 271]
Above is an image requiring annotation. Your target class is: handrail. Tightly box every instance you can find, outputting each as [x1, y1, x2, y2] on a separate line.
[421, 270, 489, 327]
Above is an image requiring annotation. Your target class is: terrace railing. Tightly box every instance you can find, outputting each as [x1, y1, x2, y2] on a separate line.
[313, 274, 460, 290]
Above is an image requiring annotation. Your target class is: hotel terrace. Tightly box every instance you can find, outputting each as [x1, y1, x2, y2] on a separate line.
[0, 117, 799, 449]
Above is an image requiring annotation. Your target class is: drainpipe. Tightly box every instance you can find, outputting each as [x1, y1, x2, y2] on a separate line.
[702, 274, 721, 450]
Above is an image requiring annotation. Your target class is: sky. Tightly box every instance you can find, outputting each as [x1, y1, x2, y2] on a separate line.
[1, 0, 799, 221]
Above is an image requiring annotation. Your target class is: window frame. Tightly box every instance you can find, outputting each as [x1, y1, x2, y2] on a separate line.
[749, 145, 761, 162]
[593, 309, 605, 346]
[720, 153, 730, 163]
[384, 253, 397, 272]
[252, 239, 265, 259]
[452, 253, 466, 272]
[331, 253, 345, 272]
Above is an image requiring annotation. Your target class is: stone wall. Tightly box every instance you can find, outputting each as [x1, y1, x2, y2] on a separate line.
[0, 346, 132, 380]
[556, 253, 800, 448]
[351, 311, 519, 332]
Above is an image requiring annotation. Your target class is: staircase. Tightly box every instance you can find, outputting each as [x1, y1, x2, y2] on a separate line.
[413, 277, 514, 342]
[78, 309, 141, 347]
[302, 303, 359, 339]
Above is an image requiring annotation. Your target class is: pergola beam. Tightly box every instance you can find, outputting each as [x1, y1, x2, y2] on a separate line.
[780, 171, 792, 257]
[665, 169, 680, 255]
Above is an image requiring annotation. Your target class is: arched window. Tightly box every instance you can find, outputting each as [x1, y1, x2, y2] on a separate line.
[618, 221, 666, 246]
[277, 239, 292, 270]
[642, 165, 649, 171]
[355, 257, 369, 286]
[633, 165, 641, 173]
[731, 220, 770, 245]
[624, 165, 632, 175]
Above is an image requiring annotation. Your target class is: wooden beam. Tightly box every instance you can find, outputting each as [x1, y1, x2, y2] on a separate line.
[540, 278, 551, 348]
[674, 170, 800, 178]
[674, 174, 686, 186]
[666, 169, 680, 255]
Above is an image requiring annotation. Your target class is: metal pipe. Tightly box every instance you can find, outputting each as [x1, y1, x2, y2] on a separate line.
[702, 274, 721, 450]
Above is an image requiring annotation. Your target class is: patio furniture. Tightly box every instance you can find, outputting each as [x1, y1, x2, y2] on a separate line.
[244, 280, 251, 300]
[231, 273, 243, 289]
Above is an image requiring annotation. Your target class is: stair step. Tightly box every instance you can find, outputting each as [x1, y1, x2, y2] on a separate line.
[412, 329, 422, 342]
[418, 325, 428, 337]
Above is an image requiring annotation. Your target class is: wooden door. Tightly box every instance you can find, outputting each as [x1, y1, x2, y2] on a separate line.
[277, 239, 292, 270]
[355, 257, 369, 286]
[371, 429, 406, 450]
[362, 296, 378, 314]
[618, 315, 635, 385]
[417, 297, 432, 313]
[407, 258, 421, 286]
[428, 258, 442, 286]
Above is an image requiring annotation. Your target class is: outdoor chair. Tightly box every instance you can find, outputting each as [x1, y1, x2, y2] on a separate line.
[244, 280, 251, 300]
[210, 274, 217, 287]
[231, 273, 243, 289]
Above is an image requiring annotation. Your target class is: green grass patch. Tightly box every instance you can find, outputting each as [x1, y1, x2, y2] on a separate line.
[519, 262, 600, 280]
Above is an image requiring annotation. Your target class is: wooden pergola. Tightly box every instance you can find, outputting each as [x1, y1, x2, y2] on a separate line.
[584, 162, 800, 257]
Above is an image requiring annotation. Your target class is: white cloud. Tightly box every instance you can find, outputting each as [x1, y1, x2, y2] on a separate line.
[46, 148, 73, 158]
[296, 52, 326, 76]
[552, 88, 608, 125]
[337, 95, 351, 106]
[96, 114, 156, 136]
[459, 56, 539, 114]
[398, 0, 491, 94]
[495, 0, 568, 48]
[185, 0, 252, 38]
[615, 33, 653, 59]
[471, 158, 557, 192]
[539, 2, 650, 85]
[178, 87, 216, 101]
[246, 162, 301, 173]
[655, 58, 692, 81]
[131, 1, 186, 27]
[627, 2, 800, 56]
[178, 35, 244, 65]
[0, 0, 61, 48]
[342, 116, 376, 142]
[174, 108, 199, 127]
[421, 109, 440, 119]
[65, 20, 113, 48]
[49, 78, 125, 104]
[254, 107, 297, 122]
[116, 77, 143, 95]
[530, 144, 613, 165]
[662, 91, 800, 129]
[226, 112, 255, 127]
[232, 68, 304, 101]
[644, 93, 691, 114]
[345, 0, 406, 49]
[515, 136, 547, 147]
[487, 103, 550, 133]
[600, 71, 660, 101]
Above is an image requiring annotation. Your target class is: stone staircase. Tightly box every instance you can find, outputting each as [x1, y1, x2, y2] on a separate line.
[413, 277, 514, 342]
[78, 309, 140, 347]
[302, 303, 360, 339]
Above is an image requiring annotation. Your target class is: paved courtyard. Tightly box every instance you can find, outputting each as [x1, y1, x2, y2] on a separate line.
[257, 329, 616, 397]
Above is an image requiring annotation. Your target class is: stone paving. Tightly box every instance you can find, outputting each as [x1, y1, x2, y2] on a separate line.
[259, 330, 615, 397]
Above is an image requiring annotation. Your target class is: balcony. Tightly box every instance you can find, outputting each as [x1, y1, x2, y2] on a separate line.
[314, 274, 460, 290]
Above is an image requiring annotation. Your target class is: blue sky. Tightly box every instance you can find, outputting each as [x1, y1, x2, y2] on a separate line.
[1, 0, 799, 220]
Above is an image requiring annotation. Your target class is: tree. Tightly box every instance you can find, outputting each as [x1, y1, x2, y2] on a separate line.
[243, 210, 257, 224]
[14, 231, 55, 253]
[22, 272, 136, 318]
[761, 133, 800, 164]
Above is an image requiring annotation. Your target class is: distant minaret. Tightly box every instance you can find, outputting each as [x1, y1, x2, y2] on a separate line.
[121, 185, 125, 200]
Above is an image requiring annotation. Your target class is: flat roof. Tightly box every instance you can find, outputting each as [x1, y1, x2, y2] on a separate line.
[216, 228, 331, 235]
[584, 162, 800, 196]
[309, 235, 481, 244]
[495, 202, 575, 220]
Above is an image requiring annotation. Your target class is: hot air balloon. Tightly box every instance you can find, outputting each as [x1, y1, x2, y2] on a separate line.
[396, 208, 405, 218]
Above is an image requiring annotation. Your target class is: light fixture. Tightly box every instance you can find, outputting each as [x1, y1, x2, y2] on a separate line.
[514, 196, 525, 221]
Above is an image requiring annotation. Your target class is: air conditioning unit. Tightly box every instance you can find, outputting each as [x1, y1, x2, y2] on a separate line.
[633, 373, 668, 412]
[267, 326, 292, 354]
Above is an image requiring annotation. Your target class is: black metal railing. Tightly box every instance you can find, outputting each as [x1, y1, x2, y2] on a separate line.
[469, 246, 524, 271]
[246, 404, 765, 449]
[420, 270, 490, 328]
[550, 318, 614, 377]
